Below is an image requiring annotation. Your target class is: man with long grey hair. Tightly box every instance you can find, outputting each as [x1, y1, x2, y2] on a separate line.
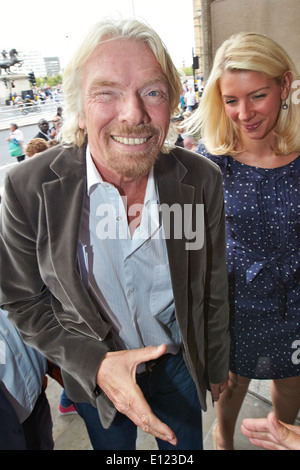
[0, 17, 229, 450]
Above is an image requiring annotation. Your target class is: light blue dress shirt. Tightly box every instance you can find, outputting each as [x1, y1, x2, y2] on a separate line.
[78, 147, 181, 355]
[0, 309, 47, 422]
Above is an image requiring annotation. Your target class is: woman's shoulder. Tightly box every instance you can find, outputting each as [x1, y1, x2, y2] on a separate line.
[195, 140, 227, 163]
[195, 140, 210, 157]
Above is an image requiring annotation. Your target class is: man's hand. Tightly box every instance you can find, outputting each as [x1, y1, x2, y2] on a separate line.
[97, 343, 177, 446]
[241, 412, 300, 450]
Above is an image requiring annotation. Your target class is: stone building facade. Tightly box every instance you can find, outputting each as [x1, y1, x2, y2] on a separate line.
[193, 0, 300, 80]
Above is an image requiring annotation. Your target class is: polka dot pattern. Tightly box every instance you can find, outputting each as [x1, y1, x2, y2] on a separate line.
[196, 141, 300, 379]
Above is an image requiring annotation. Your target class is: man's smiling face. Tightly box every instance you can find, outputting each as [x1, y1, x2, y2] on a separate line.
[79, 38, 171, 179]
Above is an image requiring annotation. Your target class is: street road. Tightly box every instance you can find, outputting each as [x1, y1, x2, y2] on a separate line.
[0, 123, 37, 190]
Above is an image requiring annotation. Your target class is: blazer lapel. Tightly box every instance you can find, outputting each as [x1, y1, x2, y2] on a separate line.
[42, 146, 111, 340]
[44, 146, 86, 281]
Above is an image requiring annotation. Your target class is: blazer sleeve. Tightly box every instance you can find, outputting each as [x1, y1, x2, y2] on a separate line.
[0, 174, 109, 402]
[204, 169, 230, 384]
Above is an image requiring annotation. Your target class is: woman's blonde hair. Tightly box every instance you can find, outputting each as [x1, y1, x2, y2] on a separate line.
[188, 32, 300, 156]
[61, 17, 182, 152]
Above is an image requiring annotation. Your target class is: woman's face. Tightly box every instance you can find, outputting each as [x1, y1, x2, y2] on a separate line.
[220, 70, 290, 145]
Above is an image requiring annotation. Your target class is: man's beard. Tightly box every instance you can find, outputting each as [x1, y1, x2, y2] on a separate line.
[103, 124, 163, 178]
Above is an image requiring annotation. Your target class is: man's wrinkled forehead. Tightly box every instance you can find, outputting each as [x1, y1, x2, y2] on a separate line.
[82, 38, 169, 91]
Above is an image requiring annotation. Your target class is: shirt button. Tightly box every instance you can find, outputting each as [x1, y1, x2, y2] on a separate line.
[13, 426, 23, 435]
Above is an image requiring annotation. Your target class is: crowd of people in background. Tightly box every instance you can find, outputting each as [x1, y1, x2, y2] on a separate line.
[6, 106, 63, 162]
[9, 84, 63, 107]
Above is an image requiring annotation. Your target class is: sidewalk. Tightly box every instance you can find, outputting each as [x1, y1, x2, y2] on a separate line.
[46, 376, 297, 451]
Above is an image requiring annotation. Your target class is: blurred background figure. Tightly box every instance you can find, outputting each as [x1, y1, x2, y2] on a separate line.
[26, 138, 49, 157]
[6, 123, 25, 162]
[183, 135, 197, 151]
[0, 309, 54, 450]
[50, 115, 62, 140]
[34, 119, 51, 141]
[184, 86, 197, 112]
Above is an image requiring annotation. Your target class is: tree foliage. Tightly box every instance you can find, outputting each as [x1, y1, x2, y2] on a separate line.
[36, 74, 62, 87]
[179, 66, 194, 77]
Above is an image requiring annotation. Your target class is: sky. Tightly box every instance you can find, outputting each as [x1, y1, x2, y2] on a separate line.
[1, 0, 195, 69]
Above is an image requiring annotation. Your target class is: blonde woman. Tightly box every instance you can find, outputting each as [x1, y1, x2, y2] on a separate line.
[189, 32, 300, 449]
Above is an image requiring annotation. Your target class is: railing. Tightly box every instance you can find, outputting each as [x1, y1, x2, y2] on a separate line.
[0, 99, 64, 122]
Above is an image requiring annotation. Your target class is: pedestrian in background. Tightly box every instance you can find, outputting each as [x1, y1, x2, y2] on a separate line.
[0, 309, 53, 450]
[184, 86, 197, 112]
[6, 123, 25, 162]
[50, 115, 61, 140]
[34, 118, 51, 141]
[188, 32, 300, 449]
[26, 138, 48, 157]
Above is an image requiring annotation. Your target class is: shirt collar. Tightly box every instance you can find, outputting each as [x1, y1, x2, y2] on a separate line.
[85, 145, 160, 240]
[85, 144, 103, 193]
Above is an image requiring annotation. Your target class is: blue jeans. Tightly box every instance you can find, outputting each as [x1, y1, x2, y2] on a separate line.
[60, 389, 73, 407]
[75, 350, 203, 450]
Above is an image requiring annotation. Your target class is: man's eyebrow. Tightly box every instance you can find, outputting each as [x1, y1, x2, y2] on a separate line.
[142, 77, 169, 87]
[87, 79, 119, 92]
[87, 76, 168, 93]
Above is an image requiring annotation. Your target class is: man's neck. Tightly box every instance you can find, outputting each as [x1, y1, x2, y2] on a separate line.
[94, 158, 149, 235]
[98, 165, 148, 196]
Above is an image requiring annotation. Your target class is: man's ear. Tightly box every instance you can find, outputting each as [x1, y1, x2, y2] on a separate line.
[79, 114, 86, 130]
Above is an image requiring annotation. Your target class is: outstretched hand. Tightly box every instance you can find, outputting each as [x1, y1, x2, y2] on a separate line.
[97, 344, 177, 446]
[241, 412, 300, 450]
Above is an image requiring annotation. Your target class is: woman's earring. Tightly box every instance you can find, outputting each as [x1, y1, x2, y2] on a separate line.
[282, 101, 288, 110]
